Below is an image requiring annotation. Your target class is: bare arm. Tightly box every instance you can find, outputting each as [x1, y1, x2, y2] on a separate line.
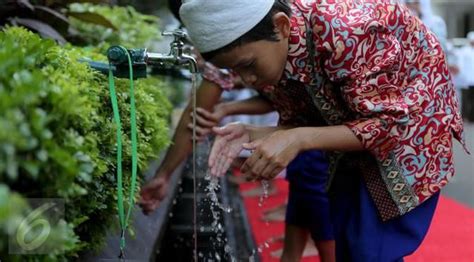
[292, 125, 363, 152]
[242, 125, 363, 152]
[140, 79, 224, 214]
[218, 96, 274, 116]
[191, 95, 275, 140]
[156, 79, 223, 179]
[240, 125, 363, 180]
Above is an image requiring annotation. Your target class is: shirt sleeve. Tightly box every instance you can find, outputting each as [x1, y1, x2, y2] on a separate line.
[321, 21, 409, 159]
[201, 62, 237, 91]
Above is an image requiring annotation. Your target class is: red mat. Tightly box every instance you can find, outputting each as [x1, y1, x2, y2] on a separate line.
[237, 172, 474, 262]
[405, 196, 474, 262]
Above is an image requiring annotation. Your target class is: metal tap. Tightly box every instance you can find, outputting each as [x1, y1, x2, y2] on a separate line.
[146, 29, 198, 74]
[103, 29, 197, 79]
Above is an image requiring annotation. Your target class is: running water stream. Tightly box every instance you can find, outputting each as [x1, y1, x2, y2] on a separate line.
[189, 73, 270, 261]
[191, 73, 198, 261]
[191, 74, 233, 261]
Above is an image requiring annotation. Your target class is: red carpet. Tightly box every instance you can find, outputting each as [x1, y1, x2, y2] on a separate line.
[236, 171, 474, 262]
[405, 196, 474, 262]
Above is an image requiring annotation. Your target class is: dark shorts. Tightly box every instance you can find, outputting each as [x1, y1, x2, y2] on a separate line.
[285, 150, 334, 241]
[330, 164, 440, 262]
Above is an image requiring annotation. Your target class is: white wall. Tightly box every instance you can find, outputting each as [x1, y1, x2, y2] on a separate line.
[432, 0, 474, 38]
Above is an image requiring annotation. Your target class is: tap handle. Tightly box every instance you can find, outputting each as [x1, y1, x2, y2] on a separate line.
[162, 29, 188, 43]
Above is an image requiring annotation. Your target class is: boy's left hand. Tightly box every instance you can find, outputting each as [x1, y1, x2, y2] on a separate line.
[208, 122, 250, 177]
[241, 129, 301, 181]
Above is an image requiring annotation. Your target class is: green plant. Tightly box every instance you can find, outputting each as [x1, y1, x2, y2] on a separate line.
[68, 3, 162, 51]
[0, 0, 116, 45]
[0, 26, 171, 260]
[0, 1, 162, 51]
[0, 185, 78, 262]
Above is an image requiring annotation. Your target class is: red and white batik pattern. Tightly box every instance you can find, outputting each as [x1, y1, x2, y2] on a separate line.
[276, 0, 466, 220]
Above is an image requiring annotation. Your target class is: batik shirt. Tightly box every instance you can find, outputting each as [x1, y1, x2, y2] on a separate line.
[201, 61, 237, 90]
[273, 0, 466, 220]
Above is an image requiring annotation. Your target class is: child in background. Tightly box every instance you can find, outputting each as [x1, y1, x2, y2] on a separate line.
[404, 0, 447, 50]
[179, 0, 467, 260]
[139, 0, 254, 214]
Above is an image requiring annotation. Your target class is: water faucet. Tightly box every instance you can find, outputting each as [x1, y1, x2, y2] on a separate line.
[146, 29, 198, 74]
[79, 30, 203, 261]
[102, 29, 198, 79]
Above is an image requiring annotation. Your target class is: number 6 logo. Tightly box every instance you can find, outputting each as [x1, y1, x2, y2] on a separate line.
[16, 202, 55, 251]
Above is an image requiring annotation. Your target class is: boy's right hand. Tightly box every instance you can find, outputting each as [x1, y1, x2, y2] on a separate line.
[138, 176, 169, 215]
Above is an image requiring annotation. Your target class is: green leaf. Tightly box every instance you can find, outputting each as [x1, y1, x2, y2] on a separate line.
[67, 11, 118, 30]
[34, 5, 70, 24]
[18, 0, 34, 10]
[9, 17, 67, 44]
[23, 160, 40, 178]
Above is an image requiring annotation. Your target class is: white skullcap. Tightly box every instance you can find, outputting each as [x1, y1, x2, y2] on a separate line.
[179, 0, 275, 53]
[467, 31, 474, 41]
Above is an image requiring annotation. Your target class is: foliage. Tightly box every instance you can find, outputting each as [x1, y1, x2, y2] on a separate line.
[0, 0, 115, 45]
[0, 27, 171, 260]
[0, 185, 78, 262]
[68, 3, 162, 51]
[0, 1, 162, 49]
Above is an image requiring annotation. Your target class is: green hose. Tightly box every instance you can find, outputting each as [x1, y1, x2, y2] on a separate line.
[107, 46, 138, 259]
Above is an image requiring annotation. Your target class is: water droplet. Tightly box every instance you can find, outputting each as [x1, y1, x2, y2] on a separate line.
[257, 180, 270, 207]
[249, 254, 256, 262]
[263, 181, 269, 196]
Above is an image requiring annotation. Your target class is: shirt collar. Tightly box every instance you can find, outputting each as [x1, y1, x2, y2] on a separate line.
[279, 1, 313, 86]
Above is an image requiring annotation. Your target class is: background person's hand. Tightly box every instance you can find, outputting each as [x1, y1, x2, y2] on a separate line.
[188, 106, 227, 141]
[138, 176, 169, 215]
[208, 122, 250, 177]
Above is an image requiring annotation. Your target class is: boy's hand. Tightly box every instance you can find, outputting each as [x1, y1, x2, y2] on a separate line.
[138, 176, 169, 215]
[241, 129, 301, 181]
[188, 106, 227, 141]
[208, 122, 250, 177]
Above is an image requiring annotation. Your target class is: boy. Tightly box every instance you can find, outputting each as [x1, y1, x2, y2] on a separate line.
[180, 0, 467, 260]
